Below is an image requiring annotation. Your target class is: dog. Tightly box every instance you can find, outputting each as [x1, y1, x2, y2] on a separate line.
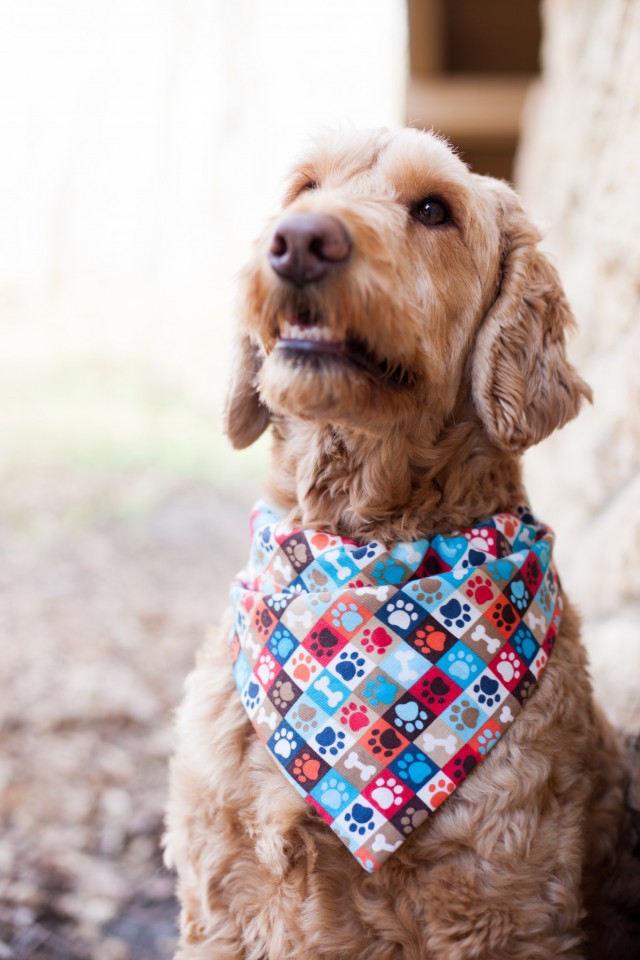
[164, 128, 640, 960]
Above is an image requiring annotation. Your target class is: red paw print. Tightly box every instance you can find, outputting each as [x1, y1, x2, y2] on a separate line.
[360, 626, 393, 655]
[340, 701, 369, 731]
[465, 575, 494, 605]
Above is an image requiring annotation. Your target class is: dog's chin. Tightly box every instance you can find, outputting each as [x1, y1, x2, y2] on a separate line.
[258, 341, 416, 429]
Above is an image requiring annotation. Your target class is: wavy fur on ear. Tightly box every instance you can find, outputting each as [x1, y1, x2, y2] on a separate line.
[472, 183, 592, 453]
[223, 334, 270, 449]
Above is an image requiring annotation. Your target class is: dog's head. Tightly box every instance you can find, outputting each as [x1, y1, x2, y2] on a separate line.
[226, 128, 590, 457]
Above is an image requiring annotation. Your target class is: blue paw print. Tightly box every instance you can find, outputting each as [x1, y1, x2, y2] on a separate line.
[331, 601, 364, 632]
[259, 525, 276, 552]
[394, 750, 433, 788]
[345, 803, 375, 835]
[477, 726, 501, 755]
[473, 675, 501, 707]
[436, 535, 468, 563]
[233, 652, 250, 689]
[351, 543, 377, 562]
[320, 777, 351, 812]
[269, 627, 296, 661]
[363, 675, 398, 707]
[234, 607, 248, 636]
[440, 599, 472, 629]
[486, 559, 514, 582]
[335, 650, 366, 682]
[315, 726, 346, 756]
[536, 540, 551, 567]
[393, 701, 428, 734]
[509, 580, 530, 611]
[447, 648, 479, 682]
[460, 548, 488, 570]
[243, 679, 261, 710]
[512, 627, 537, 663]
[371, 558, 406, 585]
[242, 680, 260, 710]
[539, 586, 553, 614]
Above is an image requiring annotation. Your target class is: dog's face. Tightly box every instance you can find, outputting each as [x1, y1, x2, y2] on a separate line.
[227, 128, 590, 454]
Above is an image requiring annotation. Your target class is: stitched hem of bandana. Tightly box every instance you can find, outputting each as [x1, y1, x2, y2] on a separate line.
[229, 500, 561, 872]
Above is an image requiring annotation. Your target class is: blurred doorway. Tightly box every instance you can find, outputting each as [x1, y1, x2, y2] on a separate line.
[406, 0, 541, 180]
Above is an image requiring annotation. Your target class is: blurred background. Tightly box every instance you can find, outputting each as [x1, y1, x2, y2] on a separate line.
[0, 1, 638, 957]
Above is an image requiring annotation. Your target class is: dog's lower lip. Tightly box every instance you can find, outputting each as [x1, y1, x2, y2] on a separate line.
[276, 338, 345, 356]
[275, 337, 411, 388]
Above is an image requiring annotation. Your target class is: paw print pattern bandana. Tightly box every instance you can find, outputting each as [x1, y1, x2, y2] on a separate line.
[229, 501, 561, 872]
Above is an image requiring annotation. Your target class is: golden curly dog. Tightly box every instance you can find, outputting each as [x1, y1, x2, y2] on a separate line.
[165, 128, 640, 960]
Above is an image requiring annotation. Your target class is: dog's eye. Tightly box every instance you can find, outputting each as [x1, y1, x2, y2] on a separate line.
[412, 197, 451, 227]
[300, 179, 318, 193]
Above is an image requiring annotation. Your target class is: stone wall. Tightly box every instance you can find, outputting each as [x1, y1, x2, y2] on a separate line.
[516, 0, 640, 730]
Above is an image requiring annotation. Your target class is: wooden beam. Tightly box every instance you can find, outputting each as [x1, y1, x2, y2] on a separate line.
[407, 0, 445, 76]
[406, 75, 532, 141]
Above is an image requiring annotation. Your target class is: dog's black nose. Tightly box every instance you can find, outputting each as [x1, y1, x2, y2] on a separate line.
[268, 213, 351, 287]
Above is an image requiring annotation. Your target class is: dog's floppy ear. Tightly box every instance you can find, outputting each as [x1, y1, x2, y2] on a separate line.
[472, 182, 592, 453]
[223, 333, 270, 449]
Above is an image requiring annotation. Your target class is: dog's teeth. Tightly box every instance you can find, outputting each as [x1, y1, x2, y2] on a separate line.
[279, 321, 341, 345]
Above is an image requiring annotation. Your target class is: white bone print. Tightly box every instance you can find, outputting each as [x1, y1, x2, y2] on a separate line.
[470, 623, 500, 655]
[372, 833, 402, 854]
[272, 553, 294, 583]
[344, 751, 376, 781]
[394, 649, 418, 682]
[526, 610, 546, 632]
[356, 584, 392, 602]
[314, 675, 345, 709]
[284, 608, 313, 631]
[324, 549, 352, 581]
[421, 732, 456, 756]
[243, 635, 261, 661]
[257, 706, 277, 731]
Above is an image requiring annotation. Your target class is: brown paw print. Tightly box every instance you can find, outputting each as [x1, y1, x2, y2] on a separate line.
[411, 577, 444, 604]
[449, 699, 479, 732]
[398, 805, 428, 835]
[283, 534, 312, 571]
[270, 677, 297, 710]
[291, 702, 319, 734]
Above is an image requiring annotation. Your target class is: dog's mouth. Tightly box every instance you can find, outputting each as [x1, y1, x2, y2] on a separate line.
[274, 313, 412, 387]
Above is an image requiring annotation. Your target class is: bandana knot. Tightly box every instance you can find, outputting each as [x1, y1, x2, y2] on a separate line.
[229, 501, 561, 872]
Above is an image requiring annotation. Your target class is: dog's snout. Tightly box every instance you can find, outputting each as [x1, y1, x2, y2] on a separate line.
[268, 213, 351, 287]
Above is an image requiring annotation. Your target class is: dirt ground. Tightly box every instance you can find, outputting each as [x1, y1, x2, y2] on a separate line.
[0, 467, 255, 959]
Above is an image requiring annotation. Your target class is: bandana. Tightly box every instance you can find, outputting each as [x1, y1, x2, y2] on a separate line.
[229, 500, 561, 872]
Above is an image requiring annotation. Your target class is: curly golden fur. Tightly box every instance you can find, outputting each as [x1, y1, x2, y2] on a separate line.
[165, 128, 640, 959]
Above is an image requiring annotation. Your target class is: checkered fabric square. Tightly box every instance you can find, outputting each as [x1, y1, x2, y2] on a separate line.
[229, 500, 561, 872]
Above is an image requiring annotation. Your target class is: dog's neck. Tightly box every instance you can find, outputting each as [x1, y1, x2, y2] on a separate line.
[265, 410, 523, 542]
